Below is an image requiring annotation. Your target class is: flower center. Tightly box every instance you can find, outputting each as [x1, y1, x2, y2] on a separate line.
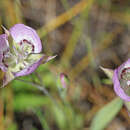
[121, 67, 130, 81]
[20, 39, 34, 56]
[2, 39, 34, 72]
[120, 67, 130, 95]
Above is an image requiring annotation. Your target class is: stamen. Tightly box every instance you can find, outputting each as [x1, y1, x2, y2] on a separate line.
[2, 38, 35, 72]
[20, 39, 34, 55]
[121, 67, 130, 80]
[120, 67, 130, 95]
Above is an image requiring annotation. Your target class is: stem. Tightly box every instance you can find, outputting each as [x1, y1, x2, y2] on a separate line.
[16, 78, 58, 106]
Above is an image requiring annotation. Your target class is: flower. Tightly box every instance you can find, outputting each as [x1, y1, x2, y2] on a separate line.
[113, 59, 130, 101]
[60, 73, 68, 88]
[0, 24, 56, 87]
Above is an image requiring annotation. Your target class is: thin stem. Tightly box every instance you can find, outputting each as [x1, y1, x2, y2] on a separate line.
[17, 78, 58, 106]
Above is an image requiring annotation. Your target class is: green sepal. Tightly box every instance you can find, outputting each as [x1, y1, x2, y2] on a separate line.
[0, 70, 15, 88]
[26, 53, 44, 64]
[100, 66, 114, 80]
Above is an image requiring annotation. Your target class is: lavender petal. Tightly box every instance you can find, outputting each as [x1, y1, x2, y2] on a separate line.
[113, 69, 130, 101]
[9, 24, 42, 53]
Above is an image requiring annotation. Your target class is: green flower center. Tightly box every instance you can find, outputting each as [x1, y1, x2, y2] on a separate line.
[3, 39, 34, 72]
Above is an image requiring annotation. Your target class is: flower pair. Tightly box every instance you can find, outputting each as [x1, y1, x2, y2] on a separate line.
[0, 24, 55, 87]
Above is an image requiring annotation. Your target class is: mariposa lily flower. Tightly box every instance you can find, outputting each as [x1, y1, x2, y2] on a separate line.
[113, 59, 130, 102]
[101, 59, 130, 102]
[0, 24, 56, 87]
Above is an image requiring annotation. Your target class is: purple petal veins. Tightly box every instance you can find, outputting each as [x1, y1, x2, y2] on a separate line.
[9, 24, 42, 53]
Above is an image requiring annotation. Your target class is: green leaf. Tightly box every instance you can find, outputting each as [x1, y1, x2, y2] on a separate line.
[101, 78, 112, 85]
[35, 110, 50, 130]
[124, 101, 130, 113]
[90, 97, 123, 130]
[13, 94, 50, 111]
[52, 105, 67, 129]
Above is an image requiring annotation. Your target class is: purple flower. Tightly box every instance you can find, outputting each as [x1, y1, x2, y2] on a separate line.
[113, 59, 130, 101]
[0, 24, 56, 87]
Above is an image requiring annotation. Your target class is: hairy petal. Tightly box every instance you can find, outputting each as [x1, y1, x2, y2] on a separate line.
[9, 24, 42, 53]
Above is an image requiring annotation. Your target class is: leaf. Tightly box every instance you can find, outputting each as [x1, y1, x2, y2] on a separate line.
[52, 105, 67, 129]
[101, 78, 112, 85]
[35, 110, 50, 130]
[13, 94, 50, 111]
[124, 101, 130, 115]
[90, 97, 123, 130]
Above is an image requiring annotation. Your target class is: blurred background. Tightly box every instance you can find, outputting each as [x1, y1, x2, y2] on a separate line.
[0, 0, 130, 130]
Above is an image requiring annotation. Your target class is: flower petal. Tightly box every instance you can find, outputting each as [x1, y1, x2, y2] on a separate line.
[113, 69, 130, 101]
[0, 34, 9, 72]
[0, 34, 9, 52]
[9, 24, 42, 53]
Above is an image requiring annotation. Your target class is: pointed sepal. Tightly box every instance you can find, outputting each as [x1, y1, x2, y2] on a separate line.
[100, 66, 114, 79]
[41, 55, 57, 64]
[0, 70, 15, 88]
